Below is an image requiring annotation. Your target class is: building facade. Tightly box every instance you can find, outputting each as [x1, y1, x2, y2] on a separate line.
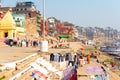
[12, 13, 25, 38]
[0, 10, 25, 39]
[0, 11, 16, 38]
[12, 1, 40, 18]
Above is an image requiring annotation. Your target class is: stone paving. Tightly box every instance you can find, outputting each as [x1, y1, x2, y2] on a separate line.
[0, 46, 39, 64]
[0, 42, 120, 80]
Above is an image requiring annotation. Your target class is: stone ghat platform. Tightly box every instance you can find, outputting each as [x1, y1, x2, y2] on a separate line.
[0, 46, 39, 64]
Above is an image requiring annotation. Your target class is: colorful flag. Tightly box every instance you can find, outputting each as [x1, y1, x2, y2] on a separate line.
[0, 12, 3, 19]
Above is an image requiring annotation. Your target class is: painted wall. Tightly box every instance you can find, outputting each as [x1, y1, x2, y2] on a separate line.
[12, 14, 25, 28]
[0, 11, 25, 38]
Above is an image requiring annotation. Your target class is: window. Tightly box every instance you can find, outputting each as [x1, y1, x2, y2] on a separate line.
[13, 33, 15, 38]
[16, 9, 19, 11]
[28, 13, 31, 17]
[24, 8, 27, 11]
[4, 32, 8, 38]
[17, 18, 19, 21]
[21, 8, 23, 11]
[13, 17, 15, 19]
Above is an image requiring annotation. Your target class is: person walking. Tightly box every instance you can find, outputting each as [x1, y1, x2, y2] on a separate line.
[79, 56, 85, 67]
[10, 40, 13, 47]
[87, 54, 91, 64]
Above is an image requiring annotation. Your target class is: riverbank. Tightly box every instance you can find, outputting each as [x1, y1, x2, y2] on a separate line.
[0, 41, 120, 80]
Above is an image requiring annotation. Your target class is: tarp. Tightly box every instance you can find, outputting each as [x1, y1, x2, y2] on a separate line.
[33, 70, 48, 80]
[63, 66, 75, 80]
[86, 66, 103, 74]
[59, 35, 70, 38]
[36, 17, 40, 20]
[77, 66, 104, 75]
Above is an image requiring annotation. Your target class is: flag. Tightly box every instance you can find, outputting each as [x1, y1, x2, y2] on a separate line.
[0, 12, 3, 19]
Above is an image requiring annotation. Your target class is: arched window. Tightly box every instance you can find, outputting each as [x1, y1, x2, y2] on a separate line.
[21, 8, 23, 11]
[24, 8, 27, 11]
[16, 9, 19, 11]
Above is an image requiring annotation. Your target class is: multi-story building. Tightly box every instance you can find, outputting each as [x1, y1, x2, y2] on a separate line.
[0, 1, 42, 38]
[12, 1, 41, 18]
[48, 17, 56, 27]
[73, 27, 79, 37]
[12, 13, 25, 37]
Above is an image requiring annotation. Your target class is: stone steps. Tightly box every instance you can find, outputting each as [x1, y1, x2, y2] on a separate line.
[0, 53, 39, 79]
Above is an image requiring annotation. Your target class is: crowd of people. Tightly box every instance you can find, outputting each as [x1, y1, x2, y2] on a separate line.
[49, 52, 93, 69]
[5, 38, 39, 47]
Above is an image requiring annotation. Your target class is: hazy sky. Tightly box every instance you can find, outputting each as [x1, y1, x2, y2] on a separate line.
[1, 0, 120, 30]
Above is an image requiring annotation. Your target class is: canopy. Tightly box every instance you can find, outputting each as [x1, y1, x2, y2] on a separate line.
[59, 35, 70, 39]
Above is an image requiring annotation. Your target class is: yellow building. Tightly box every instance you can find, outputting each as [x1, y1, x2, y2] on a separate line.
[0, 10, 24, 39]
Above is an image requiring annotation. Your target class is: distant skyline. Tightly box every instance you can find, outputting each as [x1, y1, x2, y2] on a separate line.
[1, 0, 120, 30]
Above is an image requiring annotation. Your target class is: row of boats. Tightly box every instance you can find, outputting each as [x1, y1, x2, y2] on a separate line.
[100, 42, 120, 57]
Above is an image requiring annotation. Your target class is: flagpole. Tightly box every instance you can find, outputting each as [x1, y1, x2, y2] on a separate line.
[43, 0, 45, 40]
[0, 0, 1, 7]
[40, 0, 48, 52]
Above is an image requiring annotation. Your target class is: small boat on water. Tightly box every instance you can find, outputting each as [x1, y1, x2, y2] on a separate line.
[107, 52, 120, 56]
[100, 46, 120, 52]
